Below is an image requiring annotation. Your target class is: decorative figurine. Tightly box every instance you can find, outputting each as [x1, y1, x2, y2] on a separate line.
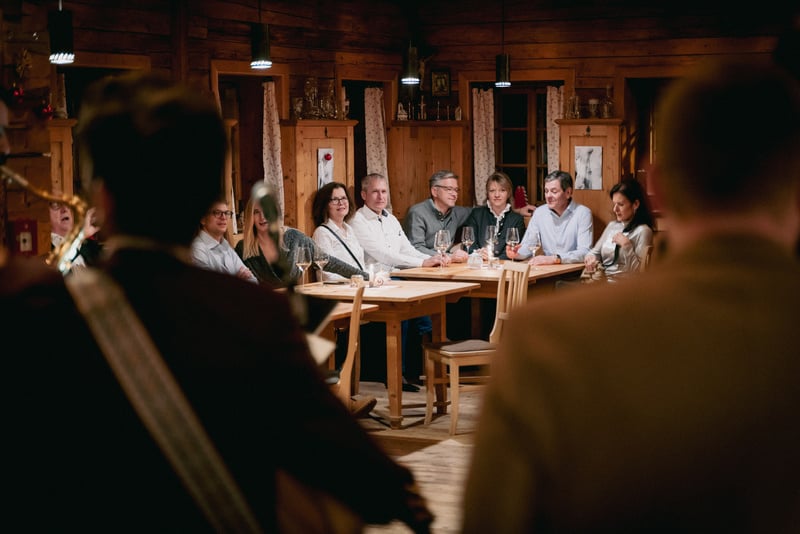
[397, 102, 408, 121]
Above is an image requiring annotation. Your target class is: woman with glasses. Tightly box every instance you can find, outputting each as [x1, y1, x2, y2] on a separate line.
[190, 199, 257, 282]
[236, 190, 368, 287]
[311, 182, 366, 282]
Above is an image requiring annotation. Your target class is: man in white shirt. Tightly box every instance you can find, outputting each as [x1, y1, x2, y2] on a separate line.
[350, 173, 445, 269]
[350, 173, 442, 391]
[191, 200, 257, 283]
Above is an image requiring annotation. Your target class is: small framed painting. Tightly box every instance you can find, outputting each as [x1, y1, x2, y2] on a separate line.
[431, 69, 450, 97]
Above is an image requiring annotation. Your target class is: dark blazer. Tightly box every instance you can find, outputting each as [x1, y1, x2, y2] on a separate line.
[464, 235, 800, 532]
[1, 248, 418, 532]
[464, 205, 526, 259]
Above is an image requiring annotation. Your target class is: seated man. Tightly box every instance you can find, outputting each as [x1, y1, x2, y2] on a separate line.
[350, 172, 444, 390]
[403, 169, 471, 262]
[191, 199, 257, 283]
[508, 170, 593, 265]
[48, 199, 102, 267]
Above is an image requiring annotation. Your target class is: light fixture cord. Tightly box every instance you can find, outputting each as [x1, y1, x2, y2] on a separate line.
[257, 0, 262, 24]
[501, 0, 505, 54]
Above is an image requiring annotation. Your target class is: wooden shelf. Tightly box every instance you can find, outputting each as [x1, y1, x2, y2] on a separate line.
[391, 120, 468, 127]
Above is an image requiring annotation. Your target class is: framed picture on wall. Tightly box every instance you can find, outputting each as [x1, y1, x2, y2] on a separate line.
[431, 69, 450, 97]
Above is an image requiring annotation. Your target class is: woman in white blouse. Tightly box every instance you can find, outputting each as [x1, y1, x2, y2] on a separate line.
[312, 182, 366, 282]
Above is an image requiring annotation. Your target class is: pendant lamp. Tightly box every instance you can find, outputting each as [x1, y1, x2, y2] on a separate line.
[250, 0, 272, 69]
[495, 1, 511, 87]
[401, 42, 420, 85]
[48, 0, 74, 65]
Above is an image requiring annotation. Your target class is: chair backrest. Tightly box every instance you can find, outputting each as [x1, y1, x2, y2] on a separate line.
[640, 245, 654, 273]
[488, 261, 531, 344]
[334, 285, 365, 405]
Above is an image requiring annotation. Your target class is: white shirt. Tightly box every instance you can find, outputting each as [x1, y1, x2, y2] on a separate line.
[349, 206, 431, 269]
[312, 220, 365, 282]
[190, 229, 257, 283]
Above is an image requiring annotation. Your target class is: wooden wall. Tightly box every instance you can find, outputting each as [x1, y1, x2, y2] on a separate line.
[1, 0, 794, 251]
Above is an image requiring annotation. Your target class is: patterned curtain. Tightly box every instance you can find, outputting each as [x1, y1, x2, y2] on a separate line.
[364, 87, 391, 210]
[472, 87, 495, 206]
[546, 86, 564, 173]
[263, 81, 285, 225]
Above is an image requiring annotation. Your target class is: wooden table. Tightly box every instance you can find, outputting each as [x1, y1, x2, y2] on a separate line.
[392, 260, 585, 336]
[295, 280, 479, 429]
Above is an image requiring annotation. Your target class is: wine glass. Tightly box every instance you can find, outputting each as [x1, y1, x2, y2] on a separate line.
[506, 227, 520, 253]
[484, 225, 497, 268]
[313, 250, 329, 282]
[461, 226, 475, 254]
[295, 246, 312, 285]
[434, 229, 451, 270]
[528, 235, 540, 269]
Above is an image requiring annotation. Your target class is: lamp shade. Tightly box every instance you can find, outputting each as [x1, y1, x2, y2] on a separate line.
[495, 53, 511, 87]
[401, 45, 420, 85]
[48, 9, 74, 65]
[250, 23, 272, 70]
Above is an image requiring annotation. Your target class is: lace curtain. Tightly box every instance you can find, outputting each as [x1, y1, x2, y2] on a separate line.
[546, 86, 564, 173]
[262, 81, 285, 225]
[364, 87, 390, 210]
[472, 87, 495, 206]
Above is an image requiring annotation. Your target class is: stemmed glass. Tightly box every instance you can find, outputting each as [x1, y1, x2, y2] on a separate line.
[313, 249, 329, 282]
[461, 226, 475, 254]
[506, 227, 520, 253]
[434, 229, 451, 270]
[528, 234, 540, 269]
[484, 225, 497, 268]
[295, 246, 312, 285]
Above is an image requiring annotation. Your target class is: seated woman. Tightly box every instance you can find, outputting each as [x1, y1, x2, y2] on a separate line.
[584, 178, 654, 281]
[235, 193, 368, 287]
[464, 171, 527, 260]
[311, 182, 366, 282]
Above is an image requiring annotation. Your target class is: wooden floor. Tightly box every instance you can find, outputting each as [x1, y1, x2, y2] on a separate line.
[353, 381, 484, 533]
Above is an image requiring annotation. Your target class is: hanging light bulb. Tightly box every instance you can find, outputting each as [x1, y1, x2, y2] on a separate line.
[401, 42, 420, 85]
[250, 0, 272, 69]
[495, 1, 511, 88]
[48, 0, 74, 65]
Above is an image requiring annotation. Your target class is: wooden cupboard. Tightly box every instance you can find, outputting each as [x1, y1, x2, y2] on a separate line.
[555, 118, 623, 240]
[279, 119, 358, 235]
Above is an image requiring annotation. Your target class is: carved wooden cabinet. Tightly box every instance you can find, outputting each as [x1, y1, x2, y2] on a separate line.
[280, 119, 357, 235]
[555, 118, 623, 239]
[386, 120, 470, 221]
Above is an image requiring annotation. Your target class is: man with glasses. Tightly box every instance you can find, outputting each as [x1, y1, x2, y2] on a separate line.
[404, 170, 471, 262]
[191, 199, 257, 282]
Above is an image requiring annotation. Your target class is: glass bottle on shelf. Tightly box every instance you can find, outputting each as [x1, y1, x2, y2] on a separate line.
[303, 77, 320, 119]
[566, 92, 581, 119]
[601, 85, 614, 118]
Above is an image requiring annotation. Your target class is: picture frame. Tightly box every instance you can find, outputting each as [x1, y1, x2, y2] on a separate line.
[431, 69, 450, 97]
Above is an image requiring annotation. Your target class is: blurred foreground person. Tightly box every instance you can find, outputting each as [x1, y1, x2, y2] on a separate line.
[464, 56, 800, 532]
[0, 72, 432, 533]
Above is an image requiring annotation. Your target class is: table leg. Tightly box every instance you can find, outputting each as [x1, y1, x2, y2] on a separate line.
[385, 318, 404, 429]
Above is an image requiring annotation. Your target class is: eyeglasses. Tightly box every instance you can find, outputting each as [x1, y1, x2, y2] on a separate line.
[329, 197, 349, 204]
[434, 185, 460, 194]
[211, 209, 234, 218]
[49, 201, 66, 210]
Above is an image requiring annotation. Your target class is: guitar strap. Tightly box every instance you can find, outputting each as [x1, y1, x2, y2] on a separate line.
[65, 268, 263, 534]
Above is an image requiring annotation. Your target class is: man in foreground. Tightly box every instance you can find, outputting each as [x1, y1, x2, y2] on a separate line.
[464, 56, 800, 531]
[1, 73, 432, 532]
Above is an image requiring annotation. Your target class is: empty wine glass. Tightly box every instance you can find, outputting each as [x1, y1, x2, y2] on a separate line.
[506, 227, 520, 251]
[461, 226, 475, 254]
[434, 229, 451, 270]
[295, 246, 312, 285]
[528, 235, 540, 269]
[313, 249, 329, 281]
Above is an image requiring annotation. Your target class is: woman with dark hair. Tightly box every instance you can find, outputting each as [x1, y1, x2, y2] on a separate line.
[584, 178, 655, 279]
[312, 182, 367, 282]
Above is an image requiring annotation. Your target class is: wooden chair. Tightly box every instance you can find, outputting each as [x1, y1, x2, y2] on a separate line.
[641, 245, 654, 272]
[327, 285, 376, 416]
[423, 261, 531, 434]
